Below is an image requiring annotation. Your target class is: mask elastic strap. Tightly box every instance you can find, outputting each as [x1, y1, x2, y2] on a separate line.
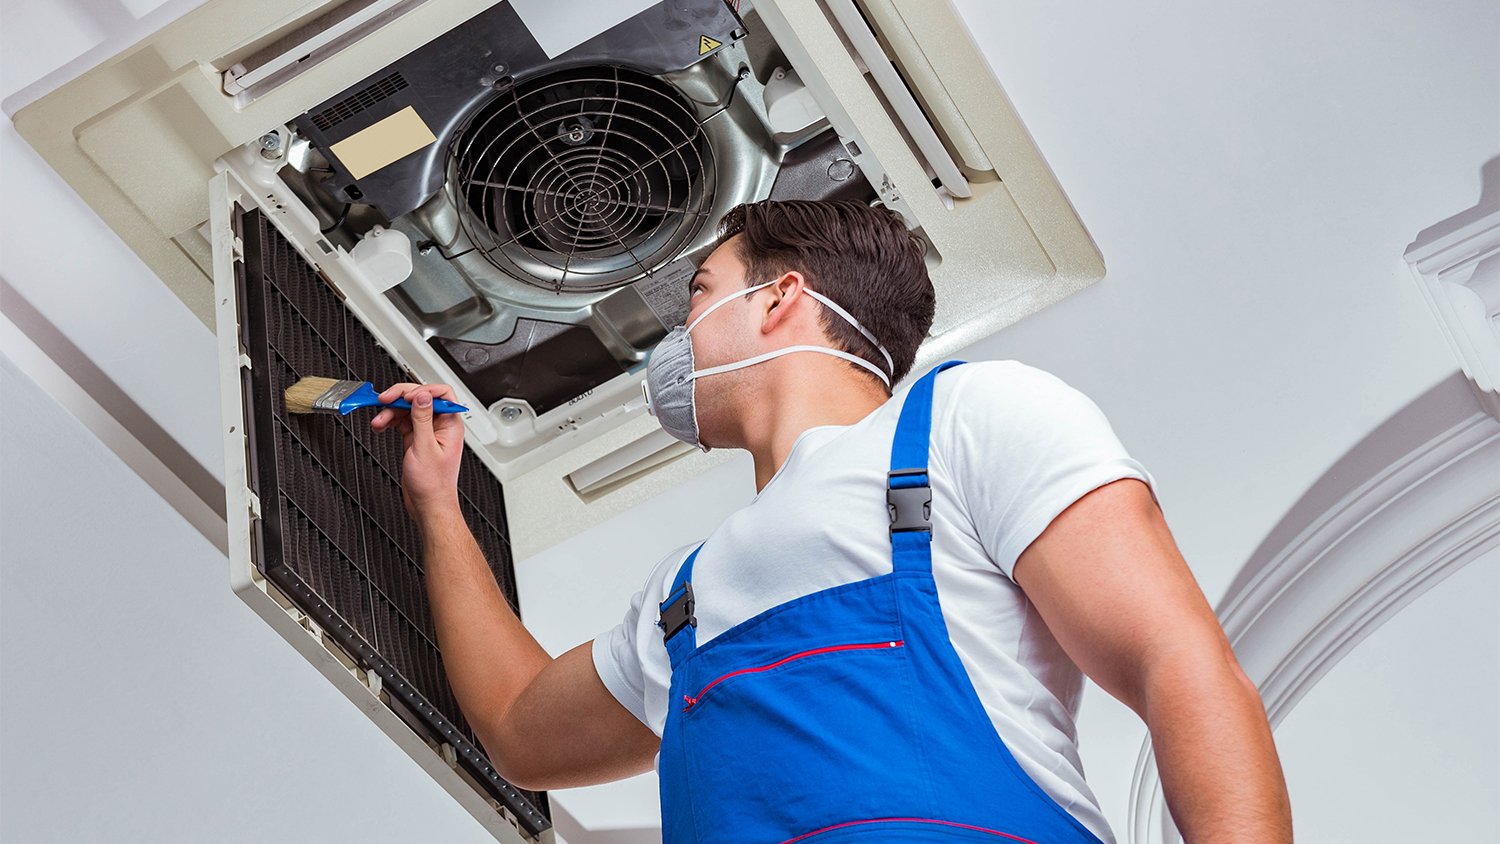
[684, 277, 894, 385]
[689, 345, 893, 388]
[801, 289, 895, 378]
[684, 278, 778, 334]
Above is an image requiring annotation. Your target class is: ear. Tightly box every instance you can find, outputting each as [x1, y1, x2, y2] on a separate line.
[758, 271, 805, 335]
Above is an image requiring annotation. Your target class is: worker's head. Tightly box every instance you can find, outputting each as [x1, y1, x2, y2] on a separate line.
[645, 198, 936, 451]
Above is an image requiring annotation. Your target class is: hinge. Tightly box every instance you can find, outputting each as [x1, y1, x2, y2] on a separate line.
[246, 490, 262, 520]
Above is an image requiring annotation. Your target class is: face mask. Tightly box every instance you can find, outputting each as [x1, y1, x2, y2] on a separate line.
[642, 277, 895, 452]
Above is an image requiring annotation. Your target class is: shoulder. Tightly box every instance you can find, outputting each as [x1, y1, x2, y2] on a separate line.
[646, 541, 704, 603]
[930, 358, 1070, 398]
[927, 358, 1146, 497]
[932, 359, 1102, 428]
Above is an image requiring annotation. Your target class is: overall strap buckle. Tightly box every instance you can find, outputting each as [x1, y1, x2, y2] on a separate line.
[887, 468, 932, 534]
[658, 581, 696, 643]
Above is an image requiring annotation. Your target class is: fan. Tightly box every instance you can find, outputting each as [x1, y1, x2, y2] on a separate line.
[450, 65, 717, 294]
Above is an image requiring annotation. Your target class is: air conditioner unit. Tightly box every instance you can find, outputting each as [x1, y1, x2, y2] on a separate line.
[14, 0, 1104, 840]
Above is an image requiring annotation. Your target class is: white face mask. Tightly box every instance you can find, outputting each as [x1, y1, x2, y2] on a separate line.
[641, 277, 895, 452]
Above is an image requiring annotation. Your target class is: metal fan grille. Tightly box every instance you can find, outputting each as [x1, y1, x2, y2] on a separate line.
[452, 65, 715, 293]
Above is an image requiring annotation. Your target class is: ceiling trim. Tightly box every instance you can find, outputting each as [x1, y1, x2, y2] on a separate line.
[0, 275, 228, 555]
[1127, 371, 1500, 843]
[1404, 159, 1500, 416]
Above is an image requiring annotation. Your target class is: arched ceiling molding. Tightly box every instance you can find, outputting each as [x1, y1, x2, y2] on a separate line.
[1128, 164, 1500, 844]
[1404, 159, 1500, 418]
[1126, 380, 1499, 842]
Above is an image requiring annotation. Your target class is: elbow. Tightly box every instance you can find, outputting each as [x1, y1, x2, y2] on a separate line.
[1225, 643, 1268, 709]
[475, 718, 542, 791]
[1209, 629, 1265, 705]
[502, 767, 545, 793]
[1137, 634, 1266, 720]
[495, 752, 568, 792]
[482, 734, 544, 792]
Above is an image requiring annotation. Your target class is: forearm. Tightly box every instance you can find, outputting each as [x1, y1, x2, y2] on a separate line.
[1142, 645, 1293, 842]
[418, 504, 552, 762]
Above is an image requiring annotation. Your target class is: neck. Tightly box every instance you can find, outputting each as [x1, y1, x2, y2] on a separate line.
[743, 362, 891, 493]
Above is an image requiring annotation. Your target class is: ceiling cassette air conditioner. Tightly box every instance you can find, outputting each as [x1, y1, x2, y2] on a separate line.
[15, 0, 1105, 839]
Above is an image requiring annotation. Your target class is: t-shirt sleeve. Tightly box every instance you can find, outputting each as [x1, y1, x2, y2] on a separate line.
[590, 543, 696, 733]
[942, 361, 1160, 581]
[591, 581, 652, 729]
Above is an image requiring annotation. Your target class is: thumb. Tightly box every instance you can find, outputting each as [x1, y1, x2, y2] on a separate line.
[409, 389, 435, 446]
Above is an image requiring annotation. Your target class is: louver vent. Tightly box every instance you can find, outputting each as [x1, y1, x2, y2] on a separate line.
[309, 71, 410, 131]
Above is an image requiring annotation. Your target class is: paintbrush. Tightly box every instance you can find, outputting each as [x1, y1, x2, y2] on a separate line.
[283, 376, 469, 416]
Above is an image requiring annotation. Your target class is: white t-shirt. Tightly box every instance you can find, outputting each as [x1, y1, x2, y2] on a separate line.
[592, 359, 1159, 843]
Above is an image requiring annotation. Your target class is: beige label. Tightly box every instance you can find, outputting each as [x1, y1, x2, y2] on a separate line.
[329, 105, 437, 180]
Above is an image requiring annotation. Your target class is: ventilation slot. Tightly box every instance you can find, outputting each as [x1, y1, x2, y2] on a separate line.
[310, 72, 410, 131]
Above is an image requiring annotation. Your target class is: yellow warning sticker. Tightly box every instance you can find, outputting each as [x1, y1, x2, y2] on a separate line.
[698, 34, 722, 55]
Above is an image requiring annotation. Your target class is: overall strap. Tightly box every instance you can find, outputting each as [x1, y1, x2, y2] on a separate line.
[887, 360, 969, 573]
[659, 542, 704, 667]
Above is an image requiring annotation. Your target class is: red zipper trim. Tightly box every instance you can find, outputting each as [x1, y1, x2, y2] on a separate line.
[681, 640, 903, 711]
[778, 817, 1038, 844]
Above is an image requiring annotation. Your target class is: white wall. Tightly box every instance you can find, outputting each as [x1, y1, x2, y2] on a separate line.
[2, 0, 1497, 841]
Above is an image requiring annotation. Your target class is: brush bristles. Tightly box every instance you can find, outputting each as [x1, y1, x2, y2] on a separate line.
[283, 376, 346, 413]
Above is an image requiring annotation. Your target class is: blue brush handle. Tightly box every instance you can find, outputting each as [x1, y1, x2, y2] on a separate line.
[338, 381, 469, 415]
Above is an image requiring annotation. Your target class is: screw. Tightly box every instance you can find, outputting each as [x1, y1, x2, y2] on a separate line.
[500, 407, 522, 421]
[258, 132, 284, 160]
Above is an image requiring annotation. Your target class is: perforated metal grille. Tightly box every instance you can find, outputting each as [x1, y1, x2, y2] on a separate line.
[234, 207, 550, 835]
[451, 65, 715, 293]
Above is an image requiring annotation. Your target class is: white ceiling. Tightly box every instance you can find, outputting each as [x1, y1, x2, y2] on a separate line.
[2, 1, 1497, 842]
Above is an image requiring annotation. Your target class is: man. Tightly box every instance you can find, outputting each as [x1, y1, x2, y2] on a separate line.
[371, 199, 1293, 842]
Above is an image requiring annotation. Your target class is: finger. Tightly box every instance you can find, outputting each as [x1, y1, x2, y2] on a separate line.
[409, 388, 436, 450]
[433, 407, 465, 446]
[379, 382, 456, 403]
[378, 382, 418, 403]
[376, 383, 460, 437]
[409, 382, 455, 402]
[375, 405, 411, 432]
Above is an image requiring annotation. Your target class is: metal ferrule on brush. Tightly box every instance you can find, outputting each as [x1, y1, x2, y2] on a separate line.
[311, 380, 363, 412]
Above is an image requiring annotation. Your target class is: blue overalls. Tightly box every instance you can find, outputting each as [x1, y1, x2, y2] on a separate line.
[654, 360, 1107, 843]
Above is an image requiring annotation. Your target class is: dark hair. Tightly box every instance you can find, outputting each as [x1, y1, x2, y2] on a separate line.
[714, 199, 935, 389]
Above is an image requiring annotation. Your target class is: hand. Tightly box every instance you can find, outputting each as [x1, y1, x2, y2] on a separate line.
[371, 382, 464, 518]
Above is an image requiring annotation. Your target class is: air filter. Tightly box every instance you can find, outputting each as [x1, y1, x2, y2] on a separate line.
[234, 207, 551, 835]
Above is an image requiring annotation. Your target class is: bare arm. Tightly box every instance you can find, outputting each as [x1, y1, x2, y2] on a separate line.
[1013, 478, 1293, 842]
[375, 383, 659, 791]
